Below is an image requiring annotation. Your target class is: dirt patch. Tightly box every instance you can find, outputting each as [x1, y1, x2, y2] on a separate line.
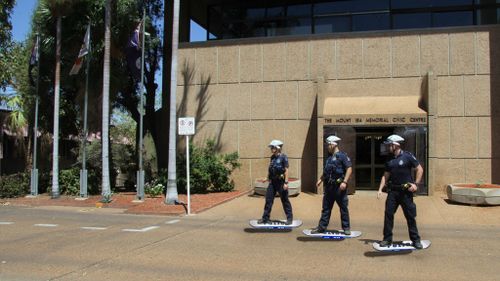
[0, 190, 249, 215]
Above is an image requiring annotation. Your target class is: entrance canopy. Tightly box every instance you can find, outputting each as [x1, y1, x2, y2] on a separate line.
[323, 96, 427, 126]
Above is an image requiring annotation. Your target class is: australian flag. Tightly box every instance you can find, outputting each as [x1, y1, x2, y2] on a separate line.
[28, 35, 39, 86]
[125, 21, 142, 81]
[69, 25, 90, 76]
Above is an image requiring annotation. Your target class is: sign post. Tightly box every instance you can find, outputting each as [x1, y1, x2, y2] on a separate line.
[178, 117, 195, 215]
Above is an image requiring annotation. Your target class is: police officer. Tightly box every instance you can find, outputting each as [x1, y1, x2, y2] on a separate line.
[377, 134, 424, 249]
[259, 140, 293, 225]
[312, 135, 352, 234]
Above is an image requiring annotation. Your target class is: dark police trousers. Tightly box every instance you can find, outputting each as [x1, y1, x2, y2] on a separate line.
[262, 179, 293, 221]
[383, 189, 420, 242]
[318, 183, 350, 231]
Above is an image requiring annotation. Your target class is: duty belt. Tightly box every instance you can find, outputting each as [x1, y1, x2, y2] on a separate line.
[326, 175, 344, 185]
[388, 183, 412, 191]
[269, 174, 285, 181]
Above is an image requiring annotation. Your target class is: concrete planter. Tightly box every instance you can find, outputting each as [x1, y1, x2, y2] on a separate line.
[254, 178, 301, 196]
[446, 183, 500, 205]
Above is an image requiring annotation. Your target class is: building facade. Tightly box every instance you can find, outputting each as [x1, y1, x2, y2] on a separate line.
[175, 0, 500, 194]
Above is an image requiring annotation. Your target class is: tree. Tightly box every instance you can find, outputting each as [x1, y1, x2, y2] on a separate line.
[101, 0, 111, 201]
[0, 0, 16, 91]
[17, 0, 164, 194]
[41, 0, 75, 198]
[165, 0, 180, 204]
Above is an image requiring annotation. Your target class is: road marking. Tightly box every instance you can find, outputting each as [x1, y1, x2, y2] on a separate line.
[81, 226, 108, 231]
[34, 224, 58, 227]
[0, 222, 14, 225]
[166, 219, 180, 224]
[122, 226, 159, 232]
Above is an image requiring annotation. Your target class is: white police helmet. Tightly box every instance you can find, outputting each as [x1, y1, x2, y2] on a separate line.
[268, 139, 284, 149]
[384, 134, 404, 146]
[326, 135, 341, 145]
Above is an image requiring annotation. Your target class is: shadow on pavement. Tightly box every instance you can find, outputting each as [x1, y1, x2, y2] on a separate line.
[296, 236, 345, 242]
[243, 228, 292, 233]
[359, 238, 379, 244]
[364, 250, 412, 257]
[442, 198, 496, 207]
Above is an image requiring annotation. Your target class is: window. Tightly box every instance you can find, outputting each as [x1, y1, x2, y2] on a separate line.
[314, 0, 389, 15]
[393, 13, 432, 29]
[267, 6, 286, 18]
[433, 11, 473, 27]
[287, 4, 311, 17]
[201, 0, 500, 41]
[353, 13, 391, 31]
[391, 0, 432, 9]
[477, 8, 500, 24]
[315, 16, 351, 33]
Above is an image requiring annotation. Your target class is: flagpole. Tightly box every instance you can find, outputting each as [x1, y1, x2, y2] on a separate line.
[79, 24, 91, 199]
[136, 9, 146, 201]
[30, 34, 40, 197]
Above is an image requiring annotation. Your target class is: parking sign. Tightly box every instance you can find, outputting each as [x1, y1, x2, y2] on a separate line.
[178, 117, 195, 135]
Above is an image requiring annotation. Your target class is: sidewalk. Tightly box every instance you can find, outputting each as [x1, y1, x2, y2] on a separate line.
[0, 190, 249, 215]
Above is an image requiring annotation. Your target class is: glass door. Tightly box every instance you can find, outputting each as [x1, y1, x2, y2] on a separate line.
[355, 132, 387, 190]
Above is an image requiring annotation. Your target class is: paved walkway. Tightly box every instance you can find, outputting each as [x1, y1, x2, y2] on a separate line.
[1, 190, 499, 280]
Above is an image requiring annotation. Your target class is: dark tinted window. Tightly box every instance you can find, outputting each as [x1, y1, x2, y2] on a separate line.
[267, 18, 312, 36]
[287, 4, 311, 17]
[314, 0, 389, 15]
[246, 8, 266, 20]
[287, 18, 312, 35]
[393, 13, 432, 29]
[391, 0, 432, 9]
[476, 8, 500, 24]
[353, 13, 391, 31]
[202, 0, 500, 42]
[433, 11, 473, 27]
[267, 6, 286, 18]
[315, 16, 351, 33]
[432, 0, 473, 7]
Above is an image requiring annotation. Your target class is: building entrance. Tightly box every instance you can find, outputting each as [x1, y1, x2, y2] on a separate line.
[355, 130, 391, 190]
[322, 126, 428, 195]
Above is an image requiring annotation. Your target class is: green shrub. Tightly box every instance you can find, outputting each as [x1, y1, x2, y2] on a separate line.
[58, 168, 80, 196]
[0, 172, 30, 198]
[176, 139, 241, 194]
[46, 167, 101, 196]
[145, 180, 164, 198]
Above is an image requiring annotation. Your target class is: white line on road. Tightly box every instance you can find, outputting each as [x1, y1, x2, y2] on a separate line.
[34, 224, 58, 227]
[81, 226, 108, 230]
[122, 226, 160, 232]
[0, 222, 14, 225]
[166, 219, 180, 224]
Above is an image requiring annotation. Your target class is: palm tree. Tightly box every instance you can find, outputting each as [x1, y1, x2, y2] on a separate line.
[44, 0, 72, 198]
[101, 0, 111, 202]
[165, 0, 180, 204]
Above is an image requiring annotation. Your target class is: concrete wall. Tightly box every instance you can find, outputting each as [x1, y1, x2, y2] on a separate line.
[177, 26, 500, 193]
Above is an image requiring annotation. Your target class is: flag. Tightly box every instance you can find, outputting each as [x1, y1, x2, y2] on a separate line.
[28, 35, 39, 86]
[69, 25, 90, 76]
[125, 21, 142, 81]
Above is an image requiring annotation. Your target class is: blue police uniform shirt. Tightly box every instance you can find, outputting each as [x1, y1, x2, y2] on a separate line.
[268, 153, 289, 179]
[385, 150, 420, 185]
[322, 151, 352, 181]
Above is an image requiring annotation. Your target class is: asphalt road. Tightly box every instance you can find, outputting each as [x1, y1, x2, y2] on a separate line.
[1, 192, 499, 281]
